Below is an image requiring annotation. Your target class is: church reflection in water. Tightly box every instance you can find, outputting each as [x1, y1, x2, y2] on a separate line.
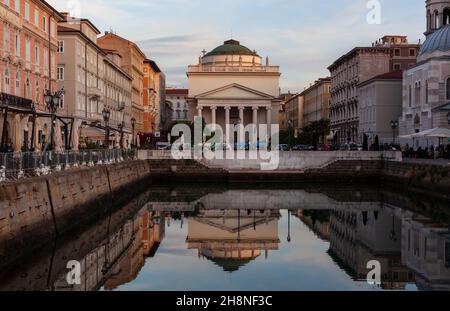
[0, 187, 449, 291]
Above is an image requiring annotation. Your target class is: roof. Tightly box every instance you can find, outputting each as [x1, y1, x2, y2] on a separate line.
[144, 59, 162, 73]
[57, 26, 106, 55]
[300, 77, 331, 96]
[166, 89, 189, 95]
[205, 39, 259, 57]
[98, 32, 147, 59]
[358, 70, 403, 87]
[328, 46, 390, 70]
[40, 1, 65, 20]
[420, 25, 450, 56]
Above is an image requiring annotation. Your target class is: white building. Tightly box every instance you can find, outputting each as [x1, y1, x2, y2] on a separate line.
[187, 39, 281, 142]
[399, 0, 450, 145]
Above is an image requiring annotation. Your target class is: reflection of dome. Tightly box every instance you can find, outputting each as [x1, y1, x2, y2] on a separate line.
[209, 257, 253, 273]
[419, 25, 450, 59]
[205, 39, 259, 57]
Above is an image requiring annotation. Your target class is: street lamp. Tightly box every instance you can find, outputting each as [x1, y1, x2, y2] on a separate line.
[287, 210, 291, 243]
[118, 121, 124, 149]
[44, 88, 65, 151]
[287, 119, 293, 149]
[102, 108, 111, 148]
[131, 117, 136, 148]
[390, 120, 399, 144]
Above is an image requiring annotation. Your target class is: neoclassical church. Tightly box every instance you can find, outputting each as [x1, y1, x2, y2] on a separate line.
[400, 0, 450, 139]
[187, 39, 281, 139]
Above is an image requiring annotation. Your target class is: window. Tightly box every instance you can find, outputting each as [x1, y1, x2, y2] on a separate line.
[15, 71, 20, 95]
[14, 0, 19, 12]
[59, 94, 64, 109]
[409, 49, 416, 57]
[25, 36, 30, 62]
[14, 30, 20, 56]
[35, 10, 39, 27]
[25, 76, 30, 98]
[409, 85, 412, 107]
[57, 41, 64, 53]
[4, 23, 10, 51]
[43, 16, 47, 32]
[57, 66, 64, 81]
[394, 63, 401, 71]
[394, 49, 400, 57]
[4, 68, 10, 93]
[35, 45, 39, 65]
[425, 80, 429, 104]
[435, 11, 440, 29]
[25, 2, 30, 21]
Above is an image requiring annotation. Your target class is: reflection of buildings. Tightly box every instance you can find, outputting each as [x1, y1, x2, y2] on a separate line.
[328, 207, 415, 290]
[402, 216, 450, 290]
[186, 209, 280, 272]
[294, 210, 330, 241]
[103, 211, 165, 290]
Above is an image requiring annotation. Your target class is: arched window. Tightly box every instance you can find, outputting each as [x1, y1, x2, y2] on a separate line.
[444, 8, 450, 26]
[428, 11, 432, 31]
[425, 80, 429, 104]
[25, 76, 30, 99]
[409, 85, 412, 107]
[15, 71, 20, 95]
[435, 11, 440, 29]
[4, 69, 10, 93]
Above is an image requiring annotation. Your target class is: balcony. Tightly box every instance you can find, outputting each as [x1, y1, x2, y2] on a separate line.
[88, 87, 102, 99]
[188, 65, 280, 74]
[0, 92, 33, 110]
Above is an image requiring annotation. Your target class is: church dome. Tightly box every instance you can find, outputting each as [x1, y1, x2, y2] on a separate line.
[419, 24, 450, 58]
[205, 39, 259, 57]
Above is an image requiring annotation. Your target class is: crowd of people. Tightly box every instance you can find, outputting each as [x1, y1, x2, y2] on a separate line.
[401, 144, 450, 159]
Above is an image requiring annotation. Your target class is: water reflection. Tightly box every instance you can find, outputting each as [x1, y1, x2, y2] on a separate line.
[0, 187, 449, 291]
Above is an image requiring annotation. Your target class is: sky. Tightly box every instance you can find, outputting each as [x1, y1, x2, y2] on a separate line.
[47, 0, 426, 92]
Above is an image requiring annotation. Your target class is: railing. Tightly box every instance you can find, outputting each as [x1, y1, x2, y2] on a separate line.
[188, 65, 280, 73]
[0, 149, 137, 182]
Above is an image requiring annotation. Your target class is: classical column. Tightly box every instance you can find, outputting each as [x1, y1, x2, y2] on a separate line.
[238, 106, 245, 145]
[266, 106, 272, 139]
[239, 106, 245, 125]
[211, 106, 217, 125]
[224, 106, 231, 144]
[197, 106, 203, 118]
[252, 107, 259, 125]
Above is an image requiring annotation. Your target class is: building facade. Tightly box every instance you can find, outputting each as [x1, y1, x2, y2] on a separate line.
[284, 94, 304, 136]
[98, 32, 146, 134]
[166, 88, 188, 122]
[143, 59, 159, 134]
[0, 0, 63, 152]
[187, 39, 281, 143]
[358, 71, 403, 145]
[301, 77, 331, 125]
[328, 36, 420, 144]
[57, 14, 133, 149]
[399, 0, 450, 144]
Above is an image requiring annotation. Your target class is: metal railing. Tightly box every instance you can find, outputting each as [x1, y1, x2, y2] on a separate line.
[0, 149, 137, 182]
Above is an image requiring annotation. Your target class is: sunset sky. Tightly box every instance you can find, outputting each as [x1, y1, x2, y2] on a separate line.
[48, 0, 425, 92]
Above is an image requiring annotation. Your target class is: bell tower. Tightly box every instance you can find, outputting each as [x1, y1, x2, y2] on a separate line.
[425, 0, 450, 37]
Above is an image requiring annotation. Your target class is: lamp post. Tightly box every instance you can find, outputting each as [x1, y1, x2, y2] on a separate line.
[390, 120, 399, 145]
[288, 119, 293, 149]
[118, 121, 124, 149]
[131, 117, 136, 148]
[287, 210, 291, 243]
[44, 88, 64, 151]
[102, 108, 111, 148]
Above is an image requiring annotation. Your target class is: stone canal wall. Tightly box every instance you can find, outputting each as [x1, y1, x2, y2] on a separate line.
[0, 160, 152, 266]
[381, 161, 450, 201]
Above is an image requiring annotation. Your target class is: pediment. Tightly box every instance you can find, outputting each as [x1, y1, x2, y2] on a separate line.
[195, 83, 274, 100]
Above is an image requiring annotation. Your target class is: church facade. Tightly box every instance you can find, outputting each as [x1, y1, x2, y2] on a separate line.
[187, 39, 281, 141]
[399, 0, 450, 140]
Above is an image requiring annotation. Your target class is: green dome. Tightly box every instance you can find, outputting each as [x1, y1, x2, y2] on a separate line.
[205, 39, 259, 57]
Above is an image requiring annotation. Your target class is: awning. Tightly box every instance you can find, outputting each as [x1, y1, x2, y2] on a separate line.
[400, 127, 450, 139]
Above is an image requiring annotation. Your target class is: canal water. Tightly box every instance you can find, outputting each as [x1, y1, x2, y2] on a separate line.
[1, 185, 449, 291]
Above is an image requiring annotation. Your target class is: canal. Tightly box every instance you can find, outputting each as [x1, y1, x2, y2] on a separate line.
[1, 184, 449, 291]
